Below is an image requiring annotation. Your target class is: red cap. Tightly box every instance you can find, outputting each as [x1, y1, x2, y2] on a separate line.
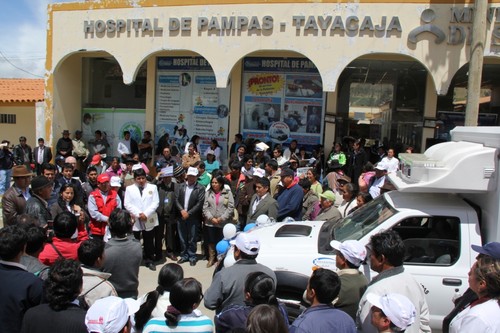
[97, 174, 110, 183]
[91, 154, 101, 165]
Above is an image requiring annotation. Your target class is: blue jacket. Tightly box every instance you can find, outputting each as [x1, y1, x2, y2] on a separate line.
[290, 304, 356, 333]
[276, 182, 304, 221]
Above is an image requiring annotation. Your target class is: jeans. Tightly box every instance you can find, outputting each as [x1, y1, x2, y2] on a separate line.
[177, 218, 198, 261]
[0, 169, 12, 195]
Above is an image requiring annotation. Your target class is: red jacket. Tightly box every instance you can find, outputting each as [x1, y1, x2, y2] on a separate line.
[38, 224, 89, 266]
[89, 190, 118, 236]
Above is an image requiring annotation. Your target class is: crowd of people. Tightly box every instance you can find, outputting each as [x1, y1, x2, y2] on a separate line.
[1, 130, 499, 333]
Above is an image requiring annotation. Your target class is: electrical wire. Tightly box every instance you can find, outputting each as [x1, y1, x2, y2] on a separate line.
[0, 49, 44, 78]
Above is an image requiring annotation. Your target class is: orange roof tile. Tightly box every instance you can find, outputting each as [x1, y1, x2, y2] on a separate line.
[0, 78, 44, 103]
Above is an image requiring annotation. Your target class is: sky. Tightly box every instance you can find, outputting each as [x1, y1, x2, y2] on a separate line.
[0, 0, 74, 79]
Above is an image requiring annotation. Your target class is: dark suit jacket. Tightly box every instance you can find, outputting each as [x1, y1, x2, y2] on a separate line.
[247, 193, 279, 221]
[33, 146, 53, 166]
[174, 182, 205, 221]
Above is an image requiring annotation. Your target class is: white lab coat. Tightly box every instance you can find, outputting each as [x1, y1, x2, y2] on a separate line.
[124, 183, 160, 231]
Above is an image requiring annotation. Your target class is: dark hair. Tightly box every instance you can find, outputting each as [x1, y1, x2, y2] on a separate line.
[111, 156, 120, 164]
[245, 272, 278, 306]
[357, 192, 373, 205]
[165, 278, 204, 326]
[135, 264, 184, 330]
[242, 154, 254, 165]
[191, 135, 200, 144]
[369, 230, 405, 267]
[109, 209, 131, 237]
[343, 183, 358, 198]
[44, 259, 83, 311]
[309, 268, 341, 304]
[210, 175, 226, 190]
[273, 147, 282, 155]
[230, 160, 242, 170]
[38, 137, 45, 142]
[133, 167, 146, 178]
[62, 162, 74, 171]
[198, 161, 205, 170]
[25, 225, 47, 255]
[78, 239, 105, 266]
[235, 134, 243, 140]
[16, 213, 39, 227]
[123, 131, 130, 136]
[298, 178, 311, 190]
[0, 225, 27, 260]
[19, 136, 27, 141]
[211, 169, 225, 179]
[42, 162, 57, 173]
[247, 304, 289, 333]
[307, 168, 320, 181]
[95, 130, 102, 136]
[53, 212, 78, 239]
[255, 177, 270, 189]
[58, 183, 77, 208]
[265, 160, 278, 171]
[86, 166, 97, 174]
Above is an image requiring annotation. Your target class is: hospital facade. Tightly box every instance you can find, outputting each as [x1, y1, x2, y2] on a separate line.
[45, 0, 500, 161]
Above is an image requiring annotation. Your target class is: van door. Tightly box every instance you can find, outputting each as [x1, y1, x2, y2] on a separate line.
[391, 215, 472, 331]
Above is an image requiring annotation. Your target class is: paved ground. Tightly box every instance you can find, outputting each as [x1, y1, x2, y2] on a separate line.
[137, 249, 216, 317]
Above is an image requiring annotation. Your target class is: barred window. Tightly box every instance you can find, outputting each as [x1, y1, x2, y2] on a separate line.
[0, 114, 16, 124]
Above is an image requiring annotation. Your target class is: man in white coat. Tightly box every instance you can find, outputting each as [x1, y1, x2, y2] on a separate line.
[124, 168, 159, 271]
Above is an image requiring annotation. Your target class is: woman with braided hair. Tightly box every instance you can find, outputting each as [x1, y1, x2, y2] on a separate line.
[215, 271, 289, 333]
[143, 278, 213, 333]
[134, 263, 184, 332]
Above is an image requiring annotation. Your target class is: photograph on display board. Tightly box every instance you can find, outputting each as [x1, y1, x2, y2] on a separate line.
[285, 75, 323, 98]
[243, 101, 281, 130]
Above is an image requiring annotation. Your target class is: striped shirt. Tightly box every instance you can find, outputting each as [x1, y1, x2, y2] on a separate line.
[143, 311, 213, 333]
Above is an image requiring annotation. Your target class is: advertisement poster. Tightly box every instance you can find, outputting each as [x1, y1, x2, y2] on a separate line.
[81, 108, 145, 157]
[155, 57, 229, 162]
[241, 57, 325, 149]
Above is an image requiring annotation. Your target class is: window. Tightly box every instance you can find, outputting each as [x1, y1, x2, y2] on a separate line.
[393, 216, 460, 266]
[0, 114, 16, 124]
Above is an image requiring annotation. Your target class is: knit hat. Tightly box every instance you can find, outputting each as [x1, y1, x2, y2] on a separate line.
[173, 165, 185, 177]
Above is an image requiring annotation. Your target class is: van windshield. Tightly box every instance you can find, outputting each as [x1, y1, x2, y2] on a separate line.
[333, 195, 398, 242]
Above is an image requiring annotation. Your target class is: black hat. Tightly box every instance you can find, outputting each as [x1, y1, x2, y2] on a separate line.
[30, 176, 53, 192]
[75, 130, 83, 135]
[281, 167, 294, 177]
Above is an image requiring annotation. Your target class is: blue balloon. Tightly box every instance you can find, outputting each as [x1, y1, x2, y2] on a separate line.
[244, 223, 256, 232]
[216, 240, 230, 255]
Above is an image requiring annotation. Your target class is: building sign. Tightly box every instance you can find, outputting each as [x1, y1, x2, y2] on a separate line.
[241, 57, 325, 148]
[155, 56, 229, 161]
[82, 6, 500, 46]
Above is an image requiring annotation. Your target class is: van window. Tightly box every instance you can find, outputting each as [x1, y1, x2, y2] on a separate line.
[333, 196, 397, 242]
[393, 216, 460, 266]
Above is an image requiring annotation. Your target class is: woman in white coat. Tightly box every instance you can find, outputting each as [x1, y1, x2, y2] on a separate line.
[125, 168, 160, 271]
[203, 175, 234, 268]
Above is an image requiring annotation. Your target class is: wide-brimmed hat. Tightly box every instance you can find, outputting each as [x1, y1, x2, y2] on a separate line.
[12, 165, 33, 178]
[30, 176, 53, 192]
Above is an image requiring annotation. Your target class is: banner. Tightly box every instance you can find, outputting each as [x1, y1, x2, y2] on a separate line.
[241, 57, 325, 150]
[81, 108, 145, 157]
[155, 57, 229, 162]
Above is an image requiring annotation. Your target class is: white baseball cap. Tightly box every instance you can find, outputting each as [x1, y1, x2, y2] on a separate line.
[110, 176, 121, 187]
[366, 293, 416, 330]
[187, 167, 199, 176]
[230, 232, 261, 255]
[253, 168, 266, 178]
[85, 296, 137, 333]
[330, 239, 367, 267]
[375, 162, 388, 171]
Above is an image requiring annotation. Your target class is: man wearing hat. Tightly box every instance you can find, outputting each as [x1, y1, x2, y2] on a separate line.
[72, 130, 90, 171]
[88, 173, 122, 240]
[173, 165, 185, 184]
[13, 136, 33, 171]
[369, 163, 388, 199]
[0, 139, 14, 195]
[155, 166, 179, 261]
[89, 153, 108, 175]
[316, 190, 342, 225]
[174, 166, 205, 266]
[204, 232, 276, 313]
[2, 165, 33, 225]
[330, 240, 368, 320]
[56, 130, 73, 159]
[276, 167, 304, 221]
[33, 137, 52, 176]
[25, 176, 53, 228]
[367, 293, 416, 333]
[85, 296, 137, 333]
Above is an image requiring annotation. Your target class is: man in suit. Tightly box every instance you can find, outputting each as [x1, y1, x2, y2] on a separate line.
[13, 136, 33, 170]
[124, 168, 159, 271]
[33, 138, 52, 175]
[174, 167, 205, 266]
[247, 176, 278, 222]
[56, 163, 85, 206]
